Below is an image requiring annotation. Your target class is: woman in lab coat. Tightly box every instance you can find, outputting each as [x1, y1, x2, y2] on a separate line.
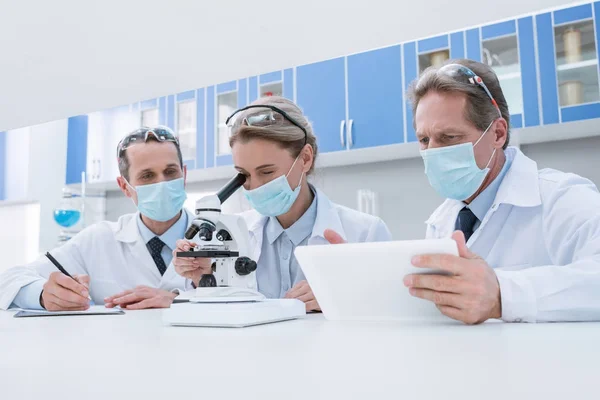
[173, 96, 391, 310]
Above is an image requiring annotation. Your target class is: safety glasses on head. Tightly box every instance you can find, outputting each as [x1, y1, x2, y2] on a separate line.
[116, 126, 179, 158]
[437, 63, 502, 118]
[225, 105, 308, 146]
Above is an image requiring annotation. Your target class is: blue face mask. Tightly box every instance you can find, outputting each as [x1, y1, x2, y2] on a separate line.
[420, 121, 496, 201]
[127, 177, 187, 222]
[243, 156, 304, 217]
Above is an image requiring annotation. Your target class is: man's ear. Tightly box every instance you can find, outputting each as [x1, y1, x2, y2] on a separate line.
[117, 176, 133, 198]
[493, 118, 509, 149]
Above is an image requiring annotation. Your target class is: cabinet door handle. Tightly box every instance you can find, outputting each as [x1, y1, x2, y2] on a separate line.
[97, 159, 102, 180]
[91, 159, 97, 181]
[339, 120, 346, 148]
[347, 119, 354, 148]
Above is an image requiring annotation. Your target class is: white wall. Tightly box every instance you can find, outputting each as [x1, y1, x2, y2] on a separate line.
[0, 201, 40, 272]
[4, 127, 30, 199]
[0, 0, 582, 131]
[27, 120, 69, 252]
[3, 120, 69, 253]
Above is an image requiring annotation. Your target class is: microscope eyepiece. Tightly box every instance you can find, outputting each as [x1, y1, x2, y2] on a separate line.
[216, 173, 246, 203]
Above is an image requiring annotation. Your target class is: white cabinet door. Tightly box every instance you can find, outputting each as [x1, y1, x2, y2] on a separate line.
[86, 111, 107, 183]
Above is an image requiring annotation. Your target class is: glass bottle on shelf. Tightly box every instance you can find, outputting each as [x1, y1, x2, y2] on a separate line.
[419, 50, 450, 72]
[555, 20, 600, 106]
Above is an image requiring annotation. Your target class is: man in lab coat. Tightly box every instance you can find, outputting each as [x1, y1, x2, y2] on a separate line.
[0, 126, 211, 311]
[325, 60, 600, 324]
[400, 59, 600, 324]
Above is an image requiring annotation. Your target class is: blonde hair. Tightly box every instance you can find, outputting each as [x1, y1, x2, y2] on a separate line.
[228, 96, 319, 174]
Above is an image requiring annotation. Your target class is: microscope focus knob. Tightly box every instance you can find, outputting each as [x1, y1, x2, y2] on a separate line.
[198, 274, 217, 287]
[235, 257, 257, 276]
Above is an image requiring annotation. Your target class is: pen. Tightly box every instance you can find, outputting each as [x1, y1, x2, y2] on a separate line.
[45, 252, 92, 300]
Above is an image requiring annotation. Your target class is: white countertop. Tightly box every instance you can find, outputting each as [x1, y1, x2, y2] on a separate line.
[1, 309, 598, 400]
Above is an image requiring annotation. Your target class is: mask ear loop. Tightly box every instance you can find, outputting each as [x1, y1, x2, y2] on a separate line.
[286, 153, 305, 190]
[474, 120, 497, 170]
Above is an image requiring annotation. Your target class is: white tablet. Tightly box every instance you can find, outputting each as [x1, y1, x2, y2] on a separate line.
[294, 239, 458, 322]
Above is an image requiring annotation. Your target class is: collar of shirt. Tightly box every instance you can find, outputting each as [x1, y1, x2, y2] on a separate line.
[265, 189, 318, 246]
[136, 211, 188, 252]
[466, 150, 514, 222]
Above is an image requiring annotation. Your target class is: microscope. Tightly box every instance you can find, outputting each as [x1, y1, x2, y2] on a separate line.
[178, 173, 258, 290]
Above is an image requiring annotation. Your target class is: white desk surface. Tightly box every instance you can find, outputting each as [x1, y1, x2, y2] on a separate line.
[1, 309, 598, 400]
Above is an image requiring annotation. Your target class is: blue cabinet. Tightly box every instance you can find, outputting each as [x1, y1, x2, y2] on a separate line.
[296, 58, 347, 153]
[0, 131, 5, 200]
[248, 69, 295, 102]
[214, 79, 249, 167]
[403, 42, 418, 142]
[194, 88, 206, 170]
[347, 45, 404, 148]
[65, 116, 89, 185]
[537, 2, 600, 124]
[479, 18, 540, 129]
[401, 33, 467, 142]
[211, 70, 295, 167]
[173, 90, 200, 170]
[62, 1, 600, 182]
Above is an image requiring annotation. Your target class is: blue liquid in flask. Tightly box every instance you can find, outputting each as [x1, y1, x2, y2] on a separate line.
[53, 210, 81, 228]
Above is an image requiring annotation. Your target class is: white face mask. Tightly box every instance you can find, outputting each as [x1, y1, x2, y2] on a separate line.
[242, 155, 304, 217]
[125, 178, 187, 222]
[420, 120, 496, 201]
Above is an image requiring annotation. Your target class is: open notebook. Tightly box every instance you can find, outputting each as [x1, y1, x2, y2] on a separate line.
[174, 287, 266, 303]
[13, 305, 124, 318]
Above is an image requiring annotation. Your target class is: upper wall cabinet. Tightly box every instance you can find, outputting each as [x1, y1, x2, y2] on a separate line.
[347, 45, 405, 149]
[63, 1, 600, 188]
[296, 46, 405, 153]
[296, 57, 347, 153]
[537, 2, 600, 124]
[65, 116, 89, 185]
[403, 32, 466, 141]
[478, 17, 541, 129]
[207, 69, 295, 168]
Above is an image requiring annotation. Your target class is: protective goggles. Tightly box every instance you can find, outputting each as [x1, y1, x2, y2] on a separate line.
[225, 105, 308, 146]
[438, 64, 502, 118]
[116, 126, 179, 158]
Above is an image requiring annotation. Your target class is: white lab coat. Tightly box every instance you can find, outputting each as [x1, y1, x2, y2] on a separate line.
[425, 147, 600, 323]
[244, 187, 392, 262]
[168, 187, 392, 291]
[0, 211, 193, 310]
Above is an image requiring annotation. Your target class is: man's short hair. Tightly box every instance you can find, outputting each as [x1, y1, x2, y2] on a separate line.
[407, 59, 511, 149]
[117, 126, 184, 181]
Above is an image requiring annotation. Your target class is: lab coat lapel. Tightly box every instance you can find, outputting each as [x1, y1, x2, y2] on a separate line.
[246, 212, 268, 264]
[308, 188, 348, 245]
[158, 209, 196, 288]
[114, 213, 163, 285]
[425, 199, 463, 239]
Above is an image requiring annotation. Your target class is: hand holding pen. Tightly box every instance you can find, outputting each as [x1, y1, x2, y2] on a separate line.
[40, 252, 92, 311]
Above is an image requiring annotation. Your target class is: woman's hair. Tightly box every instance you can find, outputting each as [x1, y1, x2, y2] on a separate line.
[228, 96, 318, 173]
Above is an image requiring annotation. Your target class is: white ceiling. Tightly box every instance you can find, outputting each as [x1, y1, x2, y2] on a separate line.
[0, 0, 580, 131]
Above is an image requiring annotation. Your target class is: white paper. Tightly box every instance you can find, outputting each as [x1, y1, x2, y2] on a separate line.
[15, 305, 123, 315]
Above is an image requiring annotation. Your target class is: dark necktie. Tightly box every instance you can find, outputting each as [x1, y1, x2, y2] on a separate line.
[147, 236, 167, 276]
[455, 207, 478, 243]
